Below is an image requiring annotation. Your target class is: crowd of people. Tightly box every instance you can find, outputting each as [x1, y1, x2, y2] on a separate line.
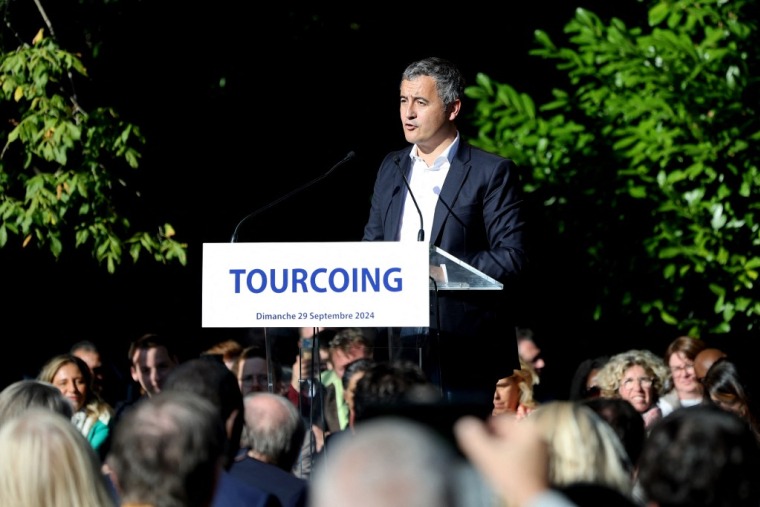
[0, 327, 758, 507]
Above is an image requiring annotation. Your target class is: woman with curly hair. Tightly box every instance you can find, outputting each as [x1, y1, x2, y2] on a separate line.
[596, 349, 669, 430]
[38, 354, 114, 461]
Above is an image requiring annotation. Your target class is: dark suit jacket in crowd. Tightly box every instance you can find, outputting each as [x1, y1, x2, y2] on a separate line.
[228, 455, 308, 507]
[213, 470, 282, 507]
[363, 141, 528, 393]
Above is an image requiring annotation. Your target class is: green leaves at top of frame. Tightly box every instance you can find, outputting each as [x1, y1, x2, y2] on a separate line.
[0, 33, 88, 99]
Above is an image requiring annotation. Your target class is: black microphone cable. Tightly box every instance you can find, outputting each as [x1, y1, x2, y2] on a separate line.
[231, 151, 356, 242]
[393, 156, 425, 242]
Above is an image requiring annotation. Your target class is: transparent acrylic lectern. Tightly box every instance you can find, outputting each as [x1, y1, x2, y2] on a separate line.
[386, 245, 504, 363]
[428, 245, 504, 291]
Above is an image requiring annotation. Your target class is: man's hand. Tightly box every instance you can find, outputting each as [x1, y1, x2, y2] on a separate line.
[455, 413, 550, 507]
[429, 264, 447, 283]
[291, 355, 314, 392]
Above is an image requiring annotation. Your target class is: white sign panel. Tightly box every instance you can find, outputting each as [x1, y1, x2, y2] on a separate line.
[202, 242, 430, 328]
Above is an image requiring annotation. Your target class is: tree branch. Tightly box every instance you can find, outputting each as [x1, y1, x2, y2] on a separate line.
[31, 0, 87, 118]
[32, 0, 55, 38]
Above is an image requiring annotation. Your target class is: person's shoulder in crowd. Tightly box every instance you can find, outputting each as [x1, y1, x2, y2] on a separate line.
[228, 455, 308, 507]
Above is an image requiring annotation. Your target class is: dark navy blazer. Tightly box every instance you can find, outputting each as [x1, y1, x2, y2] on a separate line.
[363, 141, 528, 392]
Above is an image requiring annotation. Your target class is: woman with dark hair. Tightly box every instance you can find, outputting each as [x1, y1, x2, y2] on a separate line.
[583, 397, 646, 468]
[702, 357, 760, 441]
[37, 354, 114, 461]
[568, 356, 609, 401]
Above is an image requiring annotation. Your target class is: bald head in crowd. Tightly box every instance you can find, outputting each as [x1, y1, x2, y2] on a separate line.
[243, 392, 305, 471]
[694, 348, 727, 382]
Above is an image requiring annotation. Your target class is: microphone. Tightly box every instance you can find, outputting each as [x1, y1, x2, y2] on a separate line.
[231, 151, 356, 242]
[393, 156, 424, 242]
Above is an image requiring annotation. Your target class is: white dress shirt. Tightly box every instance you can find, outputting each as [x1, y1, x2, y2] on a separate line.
[398, 134, 460, 242]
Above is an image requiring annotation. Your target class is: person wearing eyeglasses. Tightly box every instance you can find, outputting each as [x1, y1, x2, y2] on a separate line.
[233, 346, 284, 396]
[596, 349, 670, 431]
[657, 336, 707, 417]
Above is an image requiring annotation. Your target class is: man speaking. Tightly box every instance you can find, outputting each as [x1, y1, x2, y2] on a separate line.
[363, 56, 528, 406]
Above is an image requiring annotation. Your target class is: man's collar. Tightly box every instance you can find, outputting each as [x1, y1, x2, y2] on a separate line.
[410, 133, 460, 169]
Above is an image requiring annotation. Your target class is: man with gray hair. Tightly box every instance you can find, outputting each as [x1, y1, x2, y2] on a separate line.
[0, 379, 74, 425]
[311, 416, 494, 507]
[229, 392, 308, 507]
[106, 390, 225, 507]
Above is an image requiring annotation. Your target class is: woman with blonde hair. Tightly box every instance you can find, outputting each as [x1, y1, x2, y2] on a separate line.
[596, 349, 669, 429]
[526, 401, 635, 499]
[0, 409, 116, 507]
[37, 354, 114, 461]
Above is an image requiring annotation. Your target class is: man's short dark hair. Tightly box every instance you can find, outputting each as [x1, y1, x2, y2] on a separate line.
[107, 391, 225, 507]
[352, 361, 435, 424]
[401, 57, 465, 111]
[70, 339, 100, 354]
[328, 328, 374, 359]
[127, 333, 177, 365]
[162, 358, 244, 469]
[231, 345, 283, 384]
[341, 358, 375, 391]
[515, 327, 535, 342]
[637, 404, 760, 507]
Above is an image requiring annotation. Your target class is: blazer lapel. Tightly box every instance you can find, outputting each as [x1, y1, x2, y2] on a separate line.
[430, 143, 471, 244]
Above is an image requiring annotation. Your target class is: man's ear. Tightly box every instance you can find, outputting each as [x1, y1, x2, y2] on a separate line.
[448, 99, 461, 121]
[105, 462, 122, 495]
[226, 408, 241, 441]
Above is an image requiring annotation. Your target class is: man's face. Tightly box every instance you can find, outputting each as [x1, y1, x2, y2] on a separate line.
[492, 375, 521, 416]
[237, 357, 270, 396]
[618, 364, 654, 413]
[331, 346, 367, 378]
[518, 340, 545, 376]
[73, 349, 104, 392]
[399, 76, 458, 153]
[130, 346, 177, 397]
[669, 351, 701, 398]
